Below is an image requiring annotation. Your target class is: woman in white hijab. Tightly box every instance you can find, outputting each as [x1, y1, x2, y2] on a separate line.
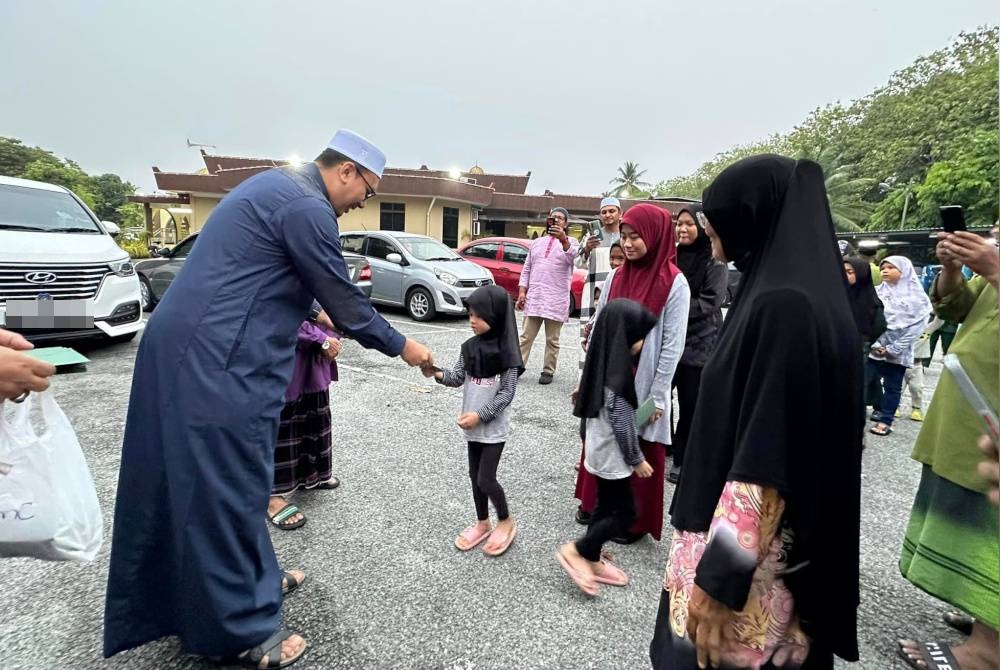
[868, 255, 932, 436]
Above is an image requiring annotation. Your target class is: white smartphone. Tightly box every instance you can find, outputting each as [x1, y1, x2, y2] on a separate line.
[943, 354, 1000, 443]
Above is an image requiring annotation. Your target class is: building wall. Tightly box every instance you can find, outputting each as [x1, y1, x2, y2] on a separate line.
[192, 196, 220, 232]
[338, 196, 473, 245]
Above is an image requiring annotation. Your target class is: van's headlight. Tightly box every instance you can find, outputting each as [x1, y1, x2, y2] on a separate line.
[110, 259, 136, 277]
[435, 271, 459, 286]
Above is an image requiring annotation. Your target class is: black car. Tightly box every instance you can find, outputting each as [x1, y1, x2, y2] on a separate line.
[134, 233, 373, 310]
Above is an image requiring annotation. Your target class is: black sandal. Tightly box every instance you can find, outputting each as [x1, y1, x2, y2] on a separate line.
[870, 424, 893, 436]
[309, 477, 340, 490]
[897, 640, 962, 670]
[281, 571, 306, 597]
[214, 629, 307, 669]
[269, 503, 306, 530]
[943, 611, 974, 636]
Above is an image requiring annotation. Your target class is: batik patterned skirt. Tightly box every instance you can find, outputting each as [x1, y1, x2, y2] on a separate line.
[272, 390, 333, 495]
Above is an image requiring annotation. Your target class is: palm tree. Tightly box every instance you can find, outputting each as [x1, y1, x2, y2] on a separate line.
[796, 146, 875, 232]
[609, 162, 653, 198]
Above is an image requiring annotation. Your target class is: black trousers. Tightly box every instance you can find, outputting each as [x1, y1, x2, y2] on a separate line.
[468, 441, 509, 521]
[671, 363, 702, 467]
[575, 476, 636, 562]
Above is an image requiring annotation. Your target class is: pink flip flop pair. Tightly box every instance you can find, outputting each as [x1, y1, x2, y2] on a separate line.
[556, 548, 629, 596]
[455, 524, 518, 556]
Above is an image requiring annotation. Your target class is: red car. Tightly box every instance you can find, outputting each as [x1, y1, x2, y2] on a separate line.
[458, 236, 585, 314]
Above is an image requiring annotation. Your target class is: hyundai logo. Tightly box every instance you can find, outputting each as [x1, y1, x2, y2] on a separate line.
[476, 279, 489, 286]
[24, 271, 58, 285]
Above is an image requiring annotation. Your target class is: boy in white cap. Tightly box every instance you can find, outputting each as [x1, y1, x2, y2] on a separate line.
[104, 130, 434, 668]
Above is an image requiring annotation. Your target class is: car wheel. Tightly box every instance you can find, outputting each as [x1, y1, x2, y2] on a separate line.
[139, 274, 156, 311]
[407, 287, 436, 322]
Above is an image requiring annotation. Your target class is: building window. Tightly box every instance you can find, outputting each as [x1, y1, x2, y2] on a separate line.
[442, 207, 459, 248]
[380, 202, 405, 232]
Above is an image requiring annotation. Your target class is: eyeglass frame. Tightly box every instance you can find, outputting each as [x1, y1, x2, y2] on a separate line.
[353, 163, 377, 201]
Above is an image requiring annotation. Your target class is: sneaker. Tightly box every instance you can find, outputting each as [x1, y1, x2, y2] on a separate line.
[667, 464, 681, 484]
[910, 409, 924, 422]
[539, 372, 554, 385]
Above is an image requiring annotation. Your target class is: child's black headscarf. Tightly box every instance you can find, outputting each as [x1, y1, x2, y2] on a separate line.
[461, 285, 524, 378]
[573, 298, 658, 418]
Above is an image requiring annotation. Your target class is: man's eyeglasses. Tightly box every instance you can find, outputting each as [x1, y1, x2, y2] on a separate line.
[355, 166, 377, 201]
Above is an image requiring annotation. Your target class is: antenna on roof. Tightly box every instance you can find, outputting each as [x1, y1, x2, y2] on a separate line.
[186, 138, 216, 150]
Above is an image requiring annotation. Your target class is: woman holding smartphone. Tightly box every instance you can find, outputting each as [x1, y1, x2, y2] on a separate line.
[897, 230, 999, 670]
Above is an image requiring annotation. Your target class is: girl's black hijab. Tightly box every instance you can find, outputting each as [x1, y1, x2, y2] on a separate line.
[461, 285, 524, 378]
[675, 203, 714, 297]
[844, 256, 881, 339]
[573, 299, 657, 419]
[672, 155, 862, 662]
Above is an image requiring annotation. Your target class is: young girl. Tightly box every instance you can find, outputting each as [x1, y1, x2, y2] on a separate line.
[592, 242, 626, 304]
[267, 308, 342, 530]
[558, 299, 658, 595]
[426, 285, 524, 556]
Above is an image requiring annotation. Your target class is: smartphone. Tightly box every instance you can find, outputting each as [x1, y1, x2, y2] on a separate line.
[943, 354, 999, 442]
[939, 205, 967, 233]
[589, 220, 604, 241]
[546, 217, 561, 236]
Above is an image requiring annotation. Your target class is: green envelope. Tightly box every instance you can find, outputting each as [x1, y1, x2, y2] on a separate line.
[635, 396, 657, 429]
[24, 346, 90, 371]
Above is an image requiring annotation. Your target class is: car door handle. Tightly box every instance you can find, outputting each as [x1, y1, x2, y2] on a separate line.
[498, 267, 511, 272]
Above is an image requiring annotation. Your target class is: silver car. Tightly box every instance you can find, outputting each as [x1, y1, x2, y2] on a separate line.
[340, 231, 494, 321]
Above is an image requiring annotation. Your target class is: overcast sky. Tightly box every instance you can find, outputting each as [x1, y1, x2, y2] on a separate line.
[1, 1, 995, 195]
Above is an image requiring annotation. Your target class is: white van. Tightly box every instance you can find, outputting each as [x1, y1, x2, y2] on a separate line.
[0, 176, 144, 344]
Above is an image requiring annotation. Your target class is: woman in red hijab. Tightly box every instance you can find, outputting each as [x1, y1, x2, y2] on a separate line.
[574, 203, 690, 543]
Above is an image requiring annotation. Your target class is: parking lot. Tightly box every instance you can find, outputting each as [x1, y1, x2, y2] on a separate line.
[0, 307, 960, 669]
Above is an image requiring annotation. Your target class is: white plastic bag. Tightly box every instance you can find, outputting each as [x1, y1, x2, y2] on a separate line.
[0, 390, 103, 561]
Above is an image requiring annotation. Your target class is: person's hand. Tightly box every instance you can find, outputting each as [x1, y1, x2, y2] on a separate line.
[315, 310, 335, 331]
[570, 388, 580, 406]
[649, 408, 664, 424]
[978, 434, 999, 506]
[941, 231, 999, 286]
[0, 347, 56, 400]
[634, 461, 653, 478]
[872, 345, 887, 356]
[420, 365, 438, 378]
[0, 329, 33, 351]
[400, 338, 433, 368]
[687, 584, 735, 669]
[585, 236, 601, 253]
[936, 232, 965, 272]
[322, 338, 342, 360]
[515, 295, 526, 311]
[457, 412, 481, 430]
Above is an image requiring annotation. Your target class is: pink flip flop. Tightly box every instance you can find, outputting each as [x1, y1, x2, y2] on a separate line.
[593, 559, 629, 586]
[455, 525, 492, 551]
[483, 523, 517, 557]
[555, 549, 599, 596]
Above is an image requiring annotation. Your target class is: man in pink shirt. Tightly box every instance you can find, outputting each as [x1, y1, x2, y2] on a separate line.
[516, 207, 580, 384]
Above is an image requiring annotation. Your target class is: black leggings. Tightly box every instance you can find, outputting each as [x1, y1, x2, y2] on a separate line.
[575, 476, 636, 562]
[671, 363, 702, 467]
[468, 441, 509, 521]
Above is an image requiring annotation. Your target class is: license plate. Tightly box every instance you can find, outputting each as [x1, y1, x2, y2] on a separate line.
[4, 298, 94, 329]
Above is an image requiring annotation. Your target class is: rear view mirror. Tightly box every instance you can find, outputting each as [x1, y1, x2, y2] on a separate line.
[386, 253, 403, 265]
[157, 247, 172, 258]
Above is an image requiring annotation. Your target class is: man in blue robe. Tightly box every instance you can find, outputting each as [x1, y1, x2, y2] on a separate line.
[104, 130, 432, 667]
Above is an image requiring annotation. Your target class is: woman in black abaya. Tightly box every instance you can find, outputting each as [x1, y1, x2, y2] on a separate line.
[650, 155, 863, 670]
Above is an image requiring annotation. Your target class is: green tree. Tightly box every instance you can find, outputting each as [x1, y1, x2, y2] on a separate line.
[0, 137, 61, 178]
[22, 159, 97, 209]
[89, 173, 138, 223]
[610, 161, 652, 197]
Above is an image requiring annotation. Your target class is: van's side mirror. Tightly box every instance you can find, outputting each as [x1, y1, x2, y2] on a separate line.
[386, 253, 403, 265]
[157, 247, 173, 258]
[102, 221, 121, 236]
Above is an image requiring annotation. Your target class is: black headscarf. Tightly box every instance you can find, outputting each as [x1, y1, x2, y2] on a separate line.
[573, 299, 658, 419]
[671, 155, 862, 662]
[461, 285, 524, 378]
[844, 256, 882, 340]
[675, 203, 714, 297]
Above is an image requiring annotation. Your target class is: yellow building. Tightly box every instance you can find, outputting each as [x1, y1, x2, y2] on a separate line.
[131, 151, 684, 247]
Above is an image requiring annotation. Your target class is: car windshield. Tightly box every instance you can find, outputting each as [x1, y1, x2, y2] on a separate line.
[397, 237, 460, 261]
[0, 184, 101, 233]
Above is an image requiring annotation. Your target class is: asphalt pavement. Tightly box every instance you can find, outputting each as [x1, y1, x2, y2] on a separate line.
[0, 309, 962, 669]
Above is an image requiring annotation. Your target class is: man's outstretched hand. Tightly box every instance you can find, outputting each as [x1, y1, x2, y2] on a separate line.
[400, 338, 433, 368]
